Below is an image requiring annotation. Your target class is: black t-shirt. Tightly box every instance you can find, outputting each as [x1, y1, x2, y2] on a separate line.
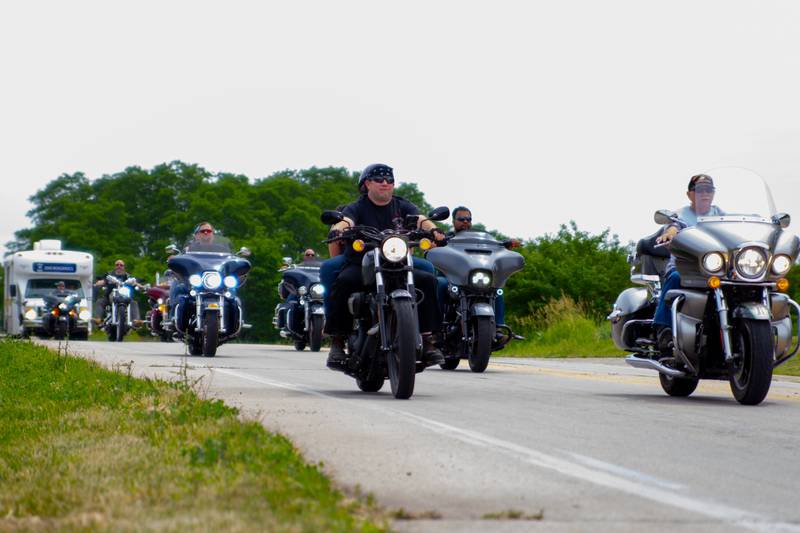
[341, 195, 419, 261]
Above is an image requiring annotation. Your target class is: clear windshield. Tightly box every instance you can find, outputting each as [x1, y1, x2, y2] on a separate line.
[25, 279, 85, 298]
[672, 167, 778, 222]
[184, 234, 233, 254]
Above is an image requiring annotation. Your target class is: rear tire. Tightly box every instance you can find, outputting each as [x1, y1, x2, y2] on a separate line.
[115, 306, 127, 342]
[309, 315, 324, 352]
[440, 358, 460, 370]
[468, 317, 493, 373]
[387, 298, 417, 399]
[202, 311, 218, 357]
[659, 373, 699, 397]
[730, 318, 773, 405]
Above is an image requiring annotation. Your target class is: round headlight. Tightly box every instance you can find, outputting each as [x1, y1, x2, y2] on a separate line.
[223, 275, 238, 288]
[470, 270, 492, 288]
[79, 309, 91, 321]
[24, 308, 37, 320]
[203, 272, 222, 289]
[118, 286, 132, 298]
[297, 286, 308, 296]
[381, 237, 408, 262]
[736, 248, 767, 279]
[702, 252, 724, 273]
[58, 303, 67, 310]
[189, 274, 203, 287]
[310, 283, 325, 297]
[772, 255, 792, 275]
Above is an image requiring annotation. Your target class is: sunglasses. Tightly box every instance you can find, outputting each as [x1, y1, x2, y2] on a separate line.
[456, 217, 472, 222]
[369, 177, 395, 184]
[197, 229, 213, 234]
[694, 186, 715, 194]
[304, 253, 315, 257]
[115, 263, 125, 267]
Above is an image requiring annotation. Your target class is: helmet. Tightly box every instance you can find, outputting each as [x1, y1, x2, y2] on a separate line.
[358, 163, 393, 192]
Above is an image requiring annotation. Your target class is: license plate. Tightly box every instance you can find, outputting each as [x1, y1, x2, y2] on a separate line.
[206, 303, 220, 309]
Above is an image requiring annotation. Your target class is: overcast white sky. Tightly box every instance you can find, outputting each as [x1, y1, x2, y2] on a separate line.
[2, 0, 800, 255]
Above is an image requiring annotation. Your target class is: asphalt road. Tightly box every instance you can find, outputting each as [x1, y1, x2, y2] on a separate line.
[40, 340, 800, 532]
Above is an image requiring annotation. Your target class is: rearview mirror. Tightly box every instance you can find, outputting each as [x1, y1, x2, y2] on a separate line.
[321, 210, 344, 225]
[427, 206, 450, 221]
[165, 244, 180, 256]
[282, 257, 293, 266]
[237, 247, 252, 258]
[654, 209, 678, 225]
[772, 212, 791, 229]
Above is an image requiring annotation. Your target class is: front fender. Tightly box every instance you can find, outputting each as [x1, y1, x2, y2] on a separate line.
[390, 289, 414, 300]
[732, 302, 771, 321]
[471, 303, 495, 317]
[311, 302, 325, 315]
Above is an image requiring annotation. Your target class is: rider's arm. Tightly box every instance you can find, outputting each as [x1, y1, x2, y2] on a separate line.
[418, 217, 447, 243]
[328, 217, 353, 257]
[657, 224, 680, 244]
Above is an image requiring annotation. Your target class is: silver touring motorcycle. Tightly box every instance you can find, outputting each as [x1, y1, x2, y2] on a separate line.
[609, 169, 800, 405]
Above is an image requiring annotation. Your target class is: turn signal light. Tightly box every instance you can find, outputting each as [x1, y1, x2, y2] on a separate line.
[777, 278, 790, 292]
[419, 238, 432, 251]
[352, 240, 366, 252]
[707, 276, 721, 289]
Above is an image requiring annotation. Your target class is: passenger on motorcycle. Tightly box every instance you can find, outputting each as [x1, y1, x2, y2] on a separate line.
[653, 174, 725, 352]
[324, 163, 446, 367]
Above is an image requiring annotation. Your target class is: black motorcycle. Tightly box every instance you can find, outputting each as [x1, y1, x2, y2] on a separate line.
[42, 292, 85, 340]
[100, 275, 141, 342]
[167, 235, 251, 357]
[427, 230, 525, 372]
[321, 207, 450, 399]
[273, 259, 325, 351]
[609, 170, 800, 405]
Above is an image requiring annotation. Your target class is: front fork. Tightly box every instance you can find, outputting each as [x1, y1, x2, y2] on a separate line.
[713, 288, 735, 363]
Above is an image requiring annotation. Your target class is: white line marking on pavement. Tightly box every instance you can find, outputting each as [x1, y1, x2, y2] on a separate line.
[213, 367, 800, 533]
[566, 452, 686, 491]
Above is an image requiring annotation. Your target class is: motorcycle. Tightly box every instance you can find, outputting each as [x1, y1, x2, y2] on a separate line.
[426, 230, 525, 372]
[42, 292, 88, 340]
[145, 283, 173, 342]
[166, 235, 251, 357]
[320, 206, 450, 399]
[608, 169, 800, 405]
[100, 275, 142, 342]
[273, 258, 325, 351]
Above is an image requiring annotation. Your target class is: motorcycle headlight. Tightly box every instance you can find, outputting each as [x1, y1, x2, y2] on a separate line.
[470, 270, 493, 288]
[189, 274, 203, 288]
[24, 308, 37, 321]
[203, 272, 222, 289]
[736, 248, 767, 279]
[58, 303, 67, 310]
[118, 286, 132, 298]
[79, 309, 91, 321]
[381, 236, 408, 263]
[310, 283, 325, 298]
[702, 252, 724, 273]
[772, 255, 792, 275]
[297, 285, 308, 296]
[223, 275, 238, 288]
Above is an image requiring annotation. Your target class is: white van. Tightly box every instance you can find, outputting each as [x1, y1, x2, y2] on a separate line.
[3, 240, 94, 338]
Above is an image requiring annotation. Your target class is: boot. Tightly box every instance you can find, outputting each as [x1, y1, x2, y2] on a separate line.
[326, 336, 347, 369]
[422, 334, 444, 366]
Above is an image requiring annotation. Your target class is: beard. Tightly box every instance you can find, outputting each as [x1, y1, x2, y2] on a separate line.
[369, 188, 393, 205]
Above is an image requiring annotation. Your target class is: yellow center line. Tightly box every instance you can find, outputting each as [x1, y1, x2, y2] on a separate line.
[489, 361, 800, 401]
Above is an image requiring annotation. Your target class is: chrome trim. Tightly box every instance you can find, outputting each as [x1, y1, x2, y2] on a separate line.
[713, 288, 734, 362]
[775, 297, 800, 367]
[670, 295, 697, 374]
[733, 246, 769, 282]
[625, 355, 687, 377]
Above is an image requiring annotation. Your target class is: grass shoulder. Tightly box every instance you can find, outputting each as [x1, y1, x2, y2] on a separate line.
[0, 339, 386, 531]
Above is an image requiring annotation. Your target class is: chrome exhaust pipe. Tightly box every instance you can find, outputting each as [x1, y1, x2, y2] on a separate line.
[625, 355, 687, 378]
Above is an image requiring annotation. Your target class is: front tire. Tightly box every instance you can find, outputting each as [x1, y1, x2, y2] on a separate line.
[659, 373, 699, 397]
[387, 298, 417, 399]
[202, 311, 218, 357]
[730, 318, 773, 405]
[468, 317, 494, 373]
[115, 306, 127, 342]
[309, 314, 324, 352]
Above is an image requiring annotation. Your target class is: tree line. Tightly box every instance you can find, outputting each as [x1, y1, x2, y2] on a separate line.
[5, 161, 641, 340]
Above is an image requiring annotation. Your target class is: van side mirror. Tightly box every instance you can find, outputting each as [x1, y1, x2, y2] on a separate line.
[9, 285, 17, 298]
[165, 244, 180, 256]
[237, 247, 252, 258]
[321, 210, 344, 225]
[427, 206, 450, 221]
[654, 209, 678, 225]
[772, 212, 791, 228]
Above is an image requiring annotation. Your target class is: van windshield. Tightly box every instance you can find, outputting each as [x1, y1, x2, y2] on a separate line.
[25, 279, 85, 299]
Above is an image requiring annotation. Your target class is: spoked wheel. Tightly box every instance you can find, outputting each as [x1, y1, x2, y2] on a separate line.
[659, 373, 699, 397]
[115, 306, 127, 342]
[729, 318, 773, 405]
[309, 315, 324, 352]
[468, 317, 494, 373]
[202, 311, 218, 357]
[386, 298, 418, 399]
[439, 358, 460, 370]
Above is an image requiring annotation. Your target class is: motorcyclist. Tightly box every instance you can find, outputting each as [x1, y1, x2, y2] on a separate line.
[653, 174, 725, 353]
[169, 222, 219, 318]
[324, 163, 446, 367]
[94, 259, 140, 319]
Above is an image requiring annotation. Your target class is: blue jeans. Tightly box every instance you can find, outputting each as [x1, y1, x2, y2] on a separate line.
[653, 270, 681, 328]
[436, 275, 506, 325]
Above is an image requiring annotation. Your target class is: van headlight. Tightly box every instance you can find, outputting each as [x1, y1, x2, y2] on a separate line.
[79, 309, 91, 321]
[310, 283, 325, 298]
[381, 237, 408, 263]
[702, 252, 724, 273]
[24, 308, 37, 321]
[203, 271, 222, 289]
[736, 248, 767, 279]
[470, 270, 492, 288]
[772, 255, 792, 275]
[223, 275, 238, 288]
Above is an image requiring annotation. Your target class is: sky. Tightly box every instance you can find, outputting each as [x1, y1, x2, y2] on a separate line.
[2, 0, 800, 255]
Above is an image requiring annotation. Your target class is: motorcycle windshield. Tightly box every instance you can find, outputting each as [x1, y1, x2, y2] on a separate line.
[184, 235, 234, 254]
[678, 167, 778, 224]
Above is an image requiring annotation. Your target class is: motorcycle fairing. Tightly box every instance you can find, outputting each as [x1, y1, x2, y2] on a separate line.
[427, 230, 524, 288]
